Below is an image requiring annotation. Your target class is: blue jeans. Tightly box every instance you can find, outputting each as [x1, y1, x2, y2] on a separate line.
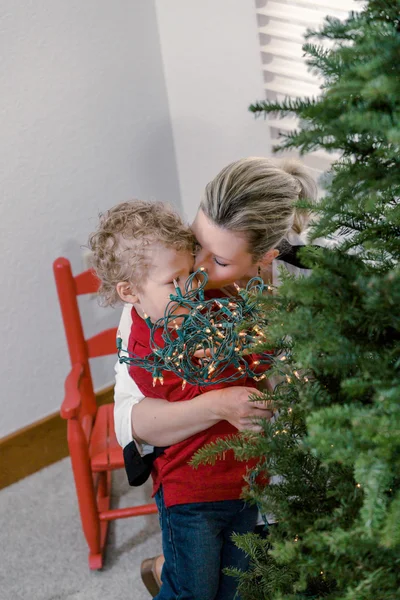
[154, 487, 258, 600]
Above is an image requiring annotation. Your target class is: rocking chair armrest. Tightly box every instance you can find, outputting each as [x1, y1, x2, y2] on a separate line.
[60, 363, 85, 420]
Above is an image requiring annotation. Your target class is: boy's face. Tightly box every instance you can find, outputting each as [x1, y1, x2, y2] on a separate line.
[117, 243, 194, 322]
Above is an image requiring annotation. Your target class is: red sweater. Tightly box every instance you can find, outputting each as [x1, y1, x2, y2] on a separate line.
[128, 306, 263, 508]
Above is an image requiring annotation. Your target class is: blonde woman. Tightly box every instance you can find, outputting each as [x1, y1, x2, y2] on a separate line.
[114, 157, 317, 599]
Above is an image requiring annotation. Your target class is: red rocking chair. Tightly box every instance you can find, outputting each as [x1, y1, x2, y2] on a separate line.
[53, 257, 157, 570]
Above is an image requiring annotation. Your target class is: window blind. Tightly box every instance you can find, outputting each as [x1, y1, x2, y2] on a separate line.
[256, 0, 360, 175]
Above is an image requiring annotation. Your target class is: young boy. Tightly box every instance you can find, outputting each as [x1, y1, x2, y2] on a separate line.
[89, 200, 262, 600]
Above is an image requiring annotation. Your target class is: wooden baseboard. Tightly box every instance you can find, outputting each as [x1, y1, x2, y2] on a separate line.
[0, 386, 114, 490]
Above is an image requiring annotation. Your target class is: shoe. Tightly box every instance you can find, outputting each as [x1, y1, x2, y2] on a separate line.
[141, 556, 162, 597]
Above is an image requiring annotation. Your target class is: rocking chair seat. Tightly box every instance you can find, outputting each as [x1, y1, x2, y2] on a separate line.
[90, 404, 125, 472]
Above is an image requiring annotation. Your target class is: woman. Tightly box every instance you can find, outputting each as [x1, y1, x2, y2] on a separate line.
[114, 156, 317, 598]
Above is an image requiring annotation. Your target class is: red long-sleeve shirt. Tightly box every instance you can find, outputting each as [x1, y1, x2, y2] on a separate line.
[128, 305, 265, 508]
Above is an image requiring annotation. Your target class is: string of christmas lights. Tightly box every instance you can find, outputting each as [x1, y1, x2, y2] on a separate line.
[117, 269, 275, 387]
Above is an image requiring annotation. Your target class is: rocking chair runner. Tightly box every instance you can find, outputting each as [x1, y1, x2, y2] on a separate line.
[53, 257, 157, 570]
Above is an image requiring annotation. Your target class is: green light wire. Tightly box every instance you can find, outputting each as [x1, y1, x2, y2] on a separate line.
[117, 269, 274, 387]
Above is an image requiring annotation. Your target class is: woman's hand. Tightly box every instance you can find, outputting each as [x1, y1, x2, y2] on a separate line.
[211, 386, 274, 432]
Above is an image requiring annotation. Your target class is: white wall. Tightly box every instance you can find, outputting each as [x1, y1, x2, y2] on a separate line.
[155, 0, 271, 221]
[1, 0, 271, 438]
[0, 0, 180, 437]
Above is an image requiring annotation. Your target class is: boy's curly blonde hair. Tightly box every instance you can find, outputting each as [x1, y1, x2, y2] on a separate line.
[88, 200, 195, 306]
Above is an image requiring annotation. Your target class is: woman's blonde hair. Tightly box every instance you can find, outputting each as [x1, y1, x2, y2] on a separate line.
[200, 157, 317, 260]
[88, 200, 195, 306]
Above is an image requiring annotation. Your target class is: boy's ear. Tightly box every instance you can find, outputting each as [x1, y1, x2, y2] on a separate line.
[116, 282, 139, 304]
[259, 248, 280, 268]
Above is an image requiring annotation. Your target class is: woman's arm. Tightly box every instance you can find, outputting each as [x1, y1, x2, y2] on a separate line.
[114, 358, 146, 447]
[114, 303, 148, 449]
[131, 385, 273, 447]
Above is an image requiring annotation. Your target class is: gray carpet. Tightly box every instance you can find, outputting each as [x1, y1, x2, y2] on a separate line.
[0, 458, 162, 600]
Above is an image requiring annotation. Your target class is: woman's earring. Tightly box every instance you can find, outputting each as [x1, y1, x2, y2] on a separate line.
[257, 265, 261, 276]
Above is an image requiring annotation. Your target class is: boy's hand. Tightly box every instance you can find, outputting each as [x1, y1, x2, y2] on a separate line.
[193, 347, 213, 359]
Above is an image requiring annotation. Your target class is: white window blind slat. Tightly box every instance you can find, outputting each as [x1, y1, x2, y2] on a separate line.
[259, 22, 308, 44]
[264, 78, 318, 98]
[285, 0, 360, 11]
[267, 116, 299, 132]
[258, 0, 359, 21]
[258, 2, 326, 25]
[263, 60, 318, 84]
[261, 39, 305, 62]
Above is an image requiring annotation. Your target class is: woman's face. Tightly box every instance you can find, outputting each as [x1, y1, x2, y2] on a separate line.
[191, 209, 256, 289]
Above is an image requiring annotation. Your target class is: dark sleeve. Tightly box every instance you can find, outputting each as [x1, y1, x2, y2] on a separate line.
[123, 441, 168, 487]
[277, 244, 320, 269]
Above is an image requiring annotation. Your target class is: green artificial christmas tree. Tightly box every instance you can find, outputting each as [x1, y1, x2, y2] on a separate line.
[192, 1, 400, 598]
